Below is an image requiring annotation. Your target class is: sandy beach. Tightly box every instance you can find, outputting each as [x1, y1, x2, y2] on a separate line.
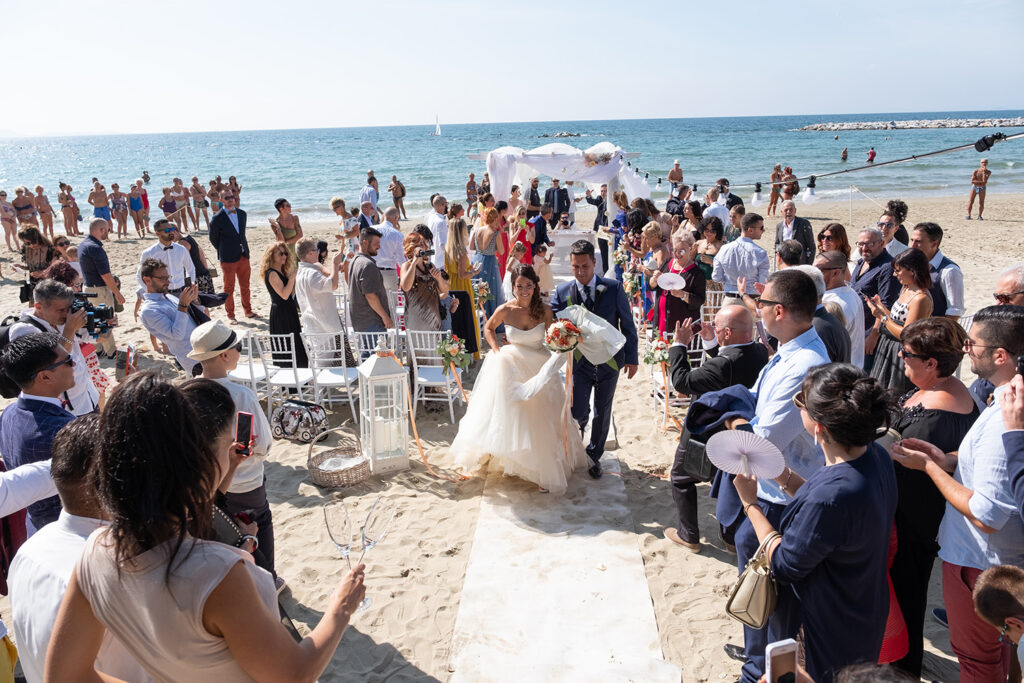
[1, 191, 1021, 682]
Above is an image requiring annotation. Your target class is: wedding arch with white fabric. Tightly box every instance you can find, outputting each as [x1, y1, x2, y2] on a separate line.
[484, 141, 651, 204]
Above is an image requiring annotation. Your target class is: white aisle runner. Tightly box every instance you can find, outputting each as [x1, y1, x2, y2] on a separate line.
[449, 454, 680, 682]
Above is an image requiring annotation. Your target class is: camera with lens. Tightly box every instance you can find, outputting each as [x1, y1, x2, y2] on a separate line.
[71, 292, 115, 337]
[418, 249, 435, 258]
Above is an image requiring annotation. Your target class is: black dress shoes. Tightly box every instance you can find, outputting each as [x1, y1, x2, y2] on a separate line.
[588, 461, 603, 479]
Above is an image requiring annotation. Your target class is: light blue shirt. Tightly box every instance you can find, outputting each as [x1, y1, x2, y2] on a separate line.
[139, 292, 199, 375]
[937, 384, 1024, 570]
[749, 326, 831, 504]
[712, 235, 769, 294]
[375, 221, 406, 271]
[225, 209, 240, 233]
[360, 184, 378, 210]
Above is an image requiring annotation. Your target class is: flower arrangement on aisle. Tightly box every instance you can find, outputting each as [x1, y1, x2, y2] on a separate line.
[622, 271, 642, 297]
[471, 280, 493, 305]
[436, 333, 471, 376]
[544, 320, 582, 353]
[612, 243, 631, 268]
[643, 337, 671, 365]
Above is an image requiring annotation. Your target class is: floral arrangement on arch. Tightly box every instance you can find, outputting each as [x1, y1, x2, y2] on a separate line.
[544, 320, 582, 353]
[436, 333, 471, 375]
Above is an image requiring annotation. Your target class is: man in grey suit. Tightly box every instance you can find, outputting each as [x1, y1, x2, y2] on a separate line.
[774, 200, 815, 265]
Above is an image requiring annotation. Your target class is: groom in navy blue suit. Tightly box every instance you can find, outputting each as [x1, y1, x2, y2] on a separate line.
[550, 240, 639, 478]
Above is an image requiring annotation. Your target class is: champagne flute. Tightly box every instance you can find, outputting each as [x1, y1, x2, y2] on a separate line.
[357, 497, 397, 565]
[322, 500, 353, 570]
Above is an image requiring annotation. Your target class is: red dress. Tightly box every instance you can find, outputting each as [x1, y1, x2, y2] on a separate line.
[497, 222, 511, 280]
[512, 224, 533, 265]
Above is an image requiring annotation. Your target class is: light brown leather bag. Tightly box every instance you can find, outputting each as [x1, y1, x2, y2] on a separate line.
[725, 531, 781, 629]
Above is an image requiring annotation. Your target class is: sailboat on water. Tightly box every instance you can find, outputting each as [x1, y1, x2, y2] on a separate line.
[429, 115, 441, 136]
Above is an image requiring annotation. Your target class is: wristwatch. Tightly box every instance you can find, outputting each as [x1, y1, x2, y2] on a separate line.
[236, 534, 258, 552]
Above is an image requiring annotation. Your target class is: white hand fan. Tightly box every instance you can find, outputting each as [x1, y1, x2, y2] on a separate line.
[705, 430, 785, 479]
[656, 272, 685, 290]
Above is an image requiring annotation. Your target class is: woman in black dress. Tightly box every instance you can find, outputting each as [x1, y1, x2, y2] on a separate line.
[178, 231, 215, 294]
[889, 318, 979, 678]
[259, 243, 307, 368]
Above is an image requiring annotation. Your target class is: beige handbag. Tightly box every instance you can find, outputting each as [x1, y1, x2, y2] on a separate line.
[726, 531, 781, 629]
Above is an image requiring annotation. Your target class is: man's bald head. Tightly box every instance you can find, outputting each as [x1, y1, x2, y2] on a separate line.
[814, 250, 848, 290]
[432, 195, 447, 211]
[383, 207, 400, 222]
[88, 218, 110, 237]
[715, 304, 755, 345]
[360, 201, 374, 216]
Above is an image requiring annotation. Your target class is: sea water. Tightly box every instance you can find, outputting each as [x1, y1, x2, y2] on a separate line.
[2, 110, 1021, 225]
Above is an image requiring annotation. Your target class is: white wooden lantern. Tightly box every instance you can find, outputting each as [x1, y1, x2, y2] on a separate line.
[357, 339, 410, 474]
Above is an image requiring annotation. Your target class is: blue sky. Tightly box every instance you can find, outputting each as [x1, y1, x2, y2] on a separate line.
[4, 0, 1022, 136]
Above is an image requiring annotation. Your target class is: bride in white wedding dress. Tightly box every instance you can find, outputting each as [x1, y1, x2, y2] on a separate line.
[451, 264, 587, 494]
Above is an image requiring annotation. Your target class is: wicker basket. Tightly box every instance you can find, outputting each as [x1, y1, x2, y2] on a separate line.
[306, 425, 370, 488]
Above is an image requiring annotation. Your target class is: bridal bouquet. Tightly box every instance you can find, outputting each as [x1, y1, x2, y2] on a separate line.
[643, 337, 671, 365]
[544, 320, 582, 353]
[436, 333, 471, 375]
[472, 280, 493, 305]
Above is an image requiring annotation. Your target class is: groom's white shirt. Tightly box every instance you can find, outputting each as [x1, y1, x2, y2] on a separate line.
[573, 274, 598, 302]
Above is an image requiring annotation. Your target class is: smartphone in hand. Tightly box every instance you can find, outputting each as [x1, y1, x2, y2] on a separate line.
[235, 411, 254, 457]
[765, 638, 798, 683]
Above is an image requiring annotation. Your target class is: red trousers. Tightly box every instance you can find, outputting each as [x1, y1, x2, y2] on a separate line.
[943, 561, 1010, 683]
[220, 257, 252, 318]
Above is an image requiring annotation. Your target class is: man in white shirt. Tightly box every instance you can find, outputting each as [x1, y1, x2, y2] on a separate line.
[138, 259, 201, 375]
[910, 222, 965, 318]
[702, 187, 731, 232]
[295, 238, 346, 334]
[134, 218, 196, 320]
[425, 195, 448, 270]
[375, 207, 407, 290]
[712, 212, 769, 304]
[9, 414, 149, 683]
[190, 320, 279, 586]
[10, 279, 100, 415]
[816, 250, 866, 368]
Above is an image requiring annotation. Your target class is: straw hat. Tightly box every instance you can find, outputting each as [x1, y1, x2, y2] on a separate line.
[188, 320, 240, 361]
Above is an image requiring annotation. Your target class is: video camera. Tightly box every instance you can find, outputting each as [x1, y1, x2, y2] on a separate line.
[71, 292, 115, 337]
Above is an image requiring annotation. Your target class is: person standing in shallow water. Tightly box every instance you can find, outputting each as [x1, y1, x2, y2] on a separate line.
[967, 158, 991, 220]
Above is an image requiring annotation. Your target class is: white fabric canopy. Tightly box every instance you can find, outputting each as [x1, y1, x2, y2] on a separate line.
[486, 141, 651, 205]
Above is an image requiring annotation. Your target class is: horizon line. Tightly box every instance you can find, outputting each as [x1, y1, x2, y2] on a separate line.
[2, 108, 1022, 141]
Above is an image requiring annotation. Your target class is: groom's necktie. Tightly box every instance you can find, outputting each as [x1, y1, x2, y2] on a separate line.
[581, 284, 594, 309]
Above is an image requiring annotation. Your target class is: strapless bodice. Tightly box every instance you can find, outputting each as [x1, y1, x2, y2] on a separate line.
[505, 323, 546, 350]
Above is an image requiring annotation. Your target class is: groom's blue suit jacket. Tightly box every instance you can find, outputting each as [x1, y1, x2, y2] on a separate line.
[550, 276, 639, 368]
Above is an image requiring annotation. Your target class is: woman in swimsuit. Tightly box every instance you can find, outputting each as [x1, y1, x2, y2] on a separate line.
[12, 187, 39, 228]
[0, 191, 18, 252]
[768, 164, 783, 216]
[269, 197, 303, 260]
[967, 158, 991, 220]
[34, 186, 56, 240]
[781, 166, 799, 203]
[128, 183, 145, 237]
[169, 178, 190, 233]
[109, 183, 130, 238]
[57, 183, 81, 237]
[190, 176, 210, 230]
[228, 176, 242, 205]
[159, 187, 177, 222]
[135, 179, 150, 232]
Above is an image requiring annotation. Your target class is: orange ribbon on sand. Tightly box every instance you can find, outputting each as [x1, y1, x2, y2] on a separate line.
[563, 353, 574, 463]
[379, 350, 467, 483]
[450, 361, 469, 405]
[659, 361, 682, 432]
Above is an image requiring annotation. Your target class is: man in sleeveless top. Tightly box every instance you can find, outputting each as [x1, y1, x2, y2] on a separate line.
[910, 222, 964, 319]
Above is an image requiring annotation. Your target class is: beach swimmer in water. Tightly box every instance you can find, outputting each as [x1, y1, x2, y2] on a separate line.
[841, 147, 848, 162]
[867, 147, 876, 163]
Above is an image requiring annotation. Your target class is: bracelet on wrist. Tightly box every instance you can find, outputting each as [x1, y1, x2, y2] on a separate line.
[743, 502, 759, 517]
[236, 534, 258, 551]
